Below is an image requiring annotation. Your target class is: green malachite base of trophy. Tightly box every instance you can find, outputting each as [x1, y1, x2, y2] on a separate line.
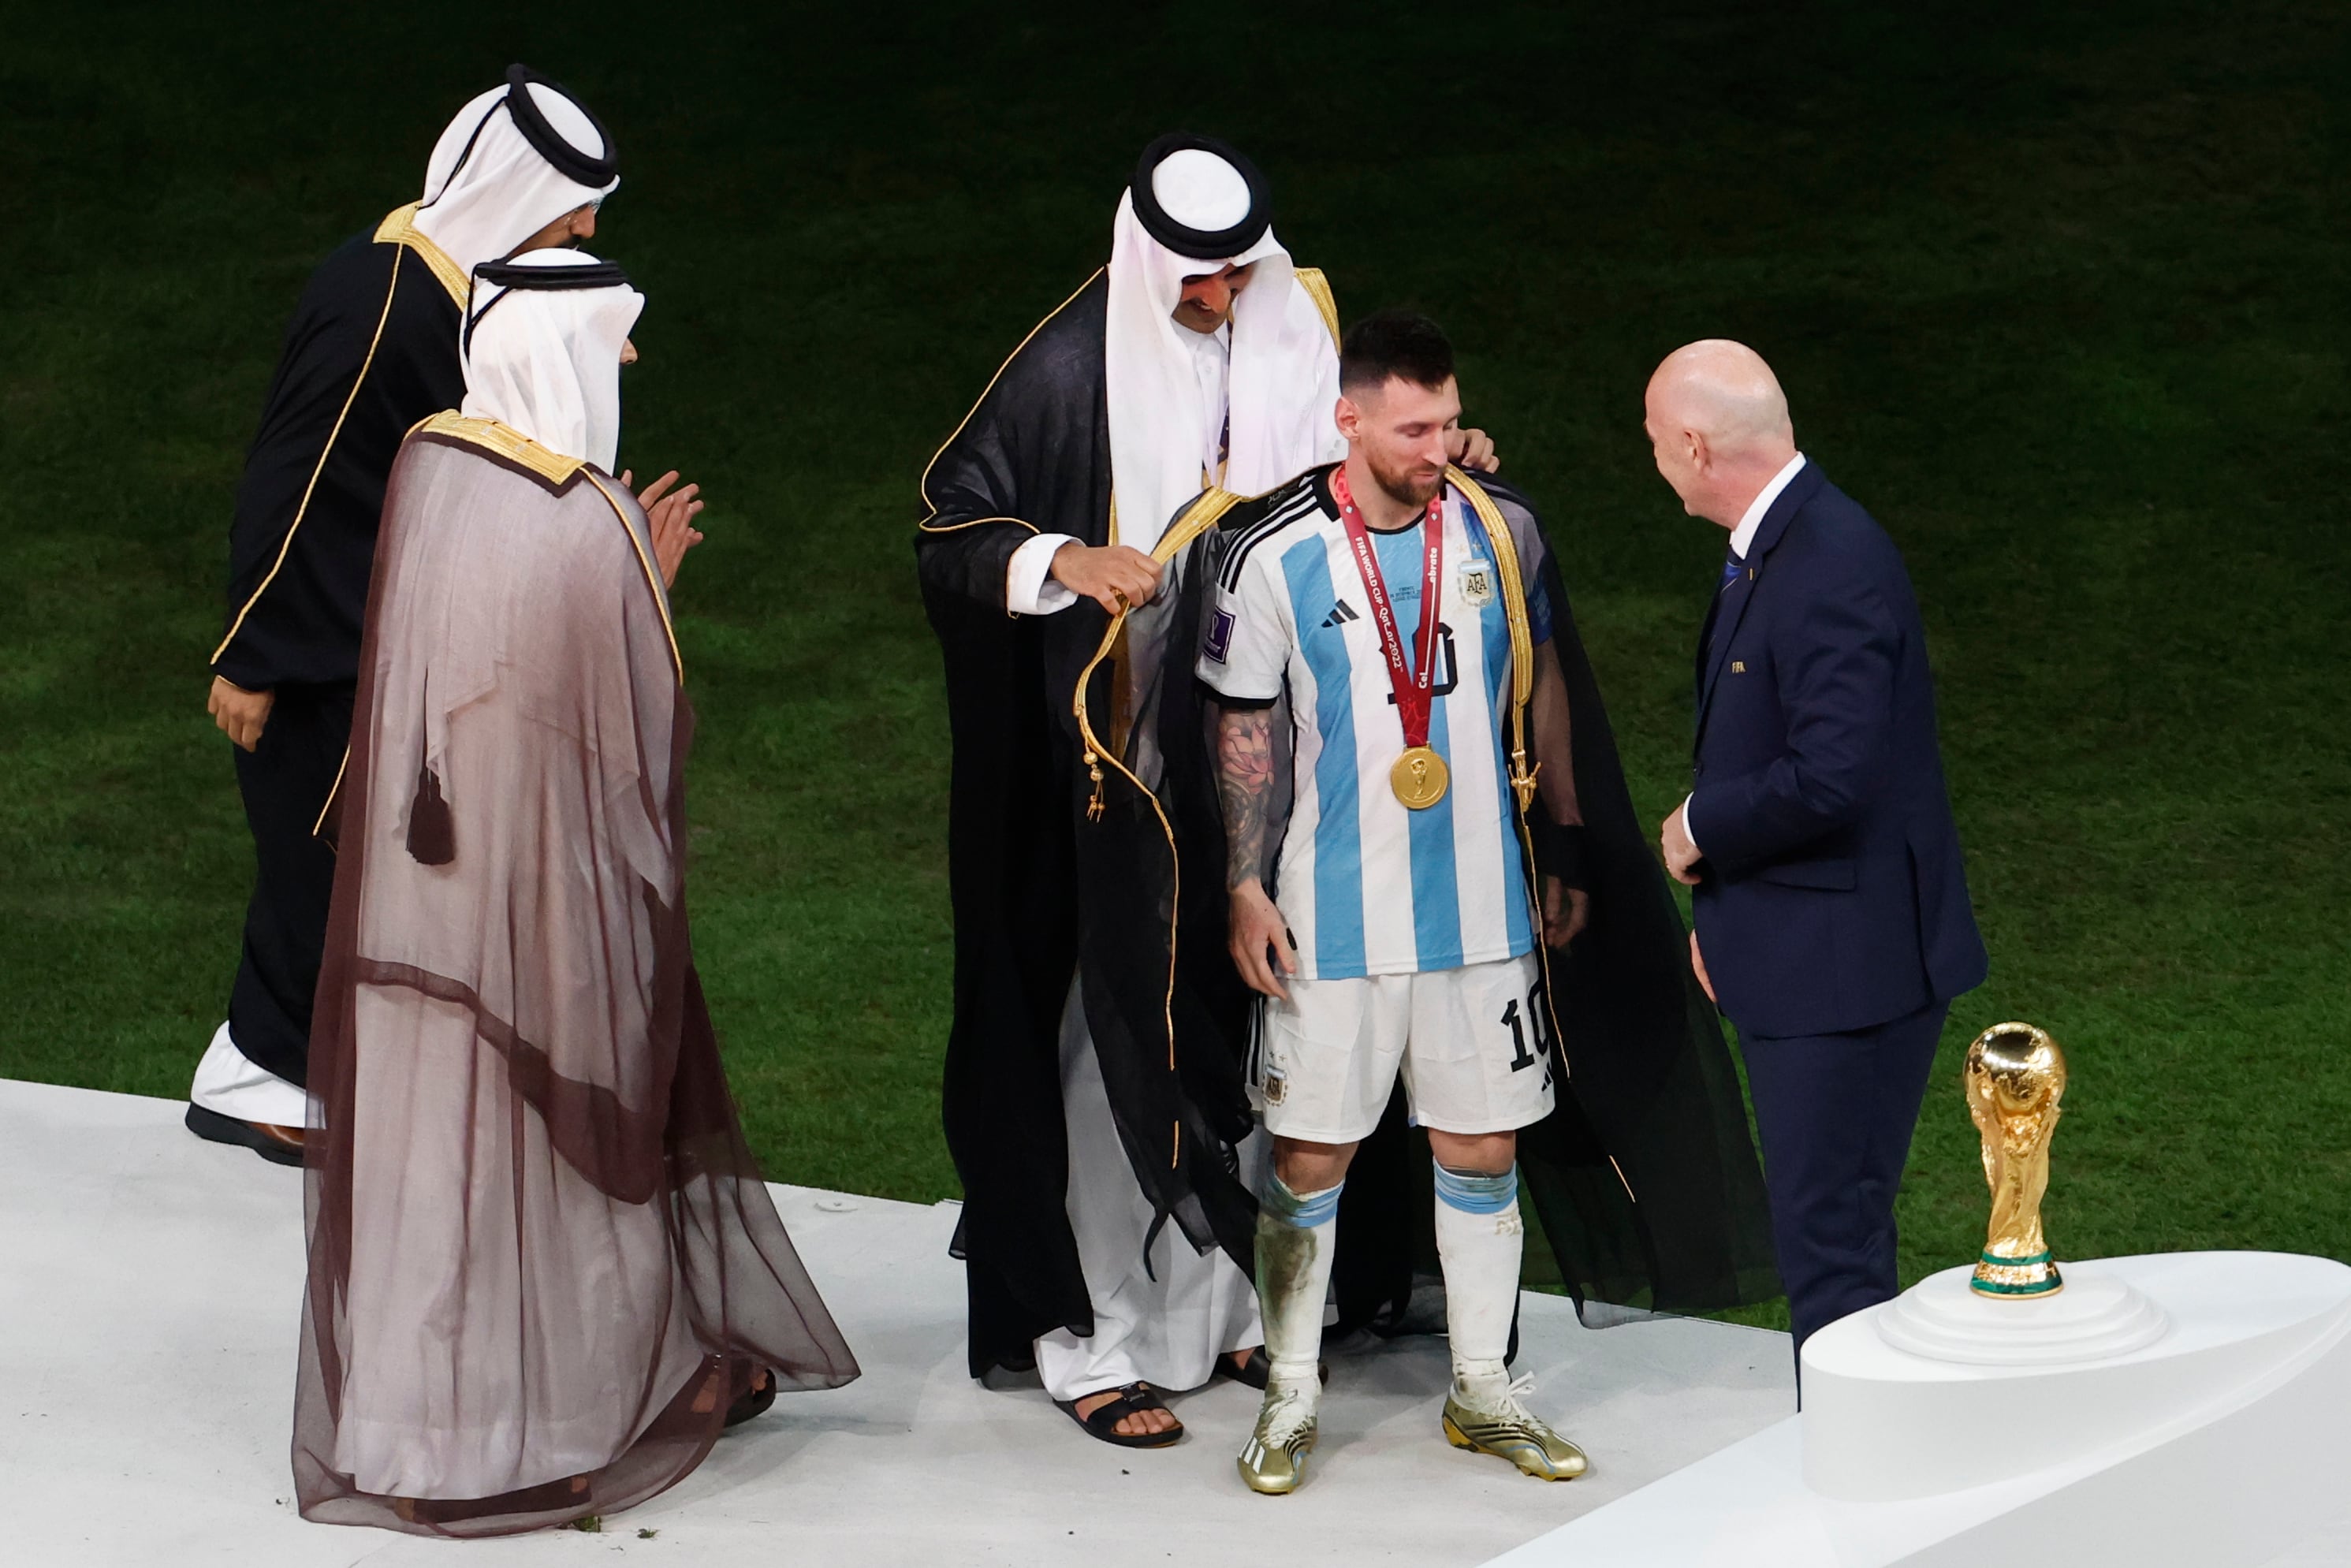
[1964, 1022, 2067, 1299]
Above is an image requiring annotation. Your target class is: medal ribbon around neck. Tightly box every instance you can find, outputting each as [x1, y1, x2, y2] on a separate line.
[1331, 464, 1451, 809]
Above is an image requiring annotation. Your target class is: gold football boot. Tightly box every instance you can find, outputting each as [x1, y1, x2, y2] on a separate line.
[1237, 1380, 1319, 1495]
[1440, 1389, 1589, 1481]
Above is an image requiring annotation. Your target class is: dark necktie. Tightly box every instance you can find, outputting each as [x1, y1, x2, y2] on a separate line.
[1703, 550, 1746, 661]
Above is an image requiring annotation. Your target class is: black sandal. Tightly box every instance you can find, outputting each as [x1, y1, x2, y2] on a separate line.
[1212, 1348, 1328, 1390]
[1054, 1381, 1183, 1449]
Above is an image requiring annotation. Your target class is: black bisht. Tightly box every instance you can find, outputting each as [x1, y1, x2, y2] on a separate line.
[918, 276, 1774, 1379]
[917, 272, 1269, 1376]
[1149, 465, 1781, 1324]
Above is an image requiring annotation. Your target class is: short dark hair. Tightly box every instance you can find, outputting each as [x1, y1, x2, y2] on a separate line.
[1339, 310, 1455, 397]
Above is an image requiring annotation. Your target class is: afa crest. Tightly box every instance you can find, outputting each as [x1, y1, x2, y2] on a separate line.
[1458, 560, 1496, 609]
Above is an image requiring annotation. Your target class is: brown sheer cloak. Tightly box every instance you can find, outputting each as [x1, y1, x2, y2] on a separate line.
[297, 432, 856, 1538]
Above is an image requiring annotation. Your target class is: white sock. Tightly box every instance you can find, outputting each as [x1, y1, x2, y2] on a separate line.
[1257, 1173, 1341, 1400]
[1433, 1161, 1523, 1408]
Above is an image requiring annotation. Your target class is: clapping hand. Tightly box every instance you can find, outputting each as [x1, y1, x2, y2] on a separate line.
[623, 469, 706, 589]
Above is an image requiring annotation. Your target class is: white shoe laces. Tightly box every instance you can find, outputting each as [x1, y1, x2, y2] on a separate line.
[1260, 1380, 1317, 1444]
[1462, 1371, 1545, 1425]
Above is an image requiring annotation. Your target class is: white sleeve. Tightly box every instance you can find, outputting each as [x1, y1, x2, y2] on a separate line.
[1196, 547, 1291, 701]
[1006, 533, 1081, 616]
[1680, 795, 1701, 855]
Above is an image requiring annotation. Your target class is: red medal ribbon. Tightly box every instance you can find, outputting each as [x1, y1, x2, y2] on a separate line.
[1331, 464, 1445, 751]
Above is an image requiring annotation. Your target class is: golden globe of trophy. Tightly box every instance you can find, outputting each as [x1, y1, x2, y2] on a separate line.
[1964, 1022, 2066, 1298]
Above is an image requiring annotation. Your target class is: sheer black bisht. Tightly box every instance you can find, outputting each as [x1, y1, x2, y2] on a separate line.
[1157, 466, 1780, 1324]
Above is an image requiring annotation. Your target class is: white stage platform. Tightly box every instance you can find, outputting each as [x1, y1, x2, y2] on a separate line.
[0, 1078, 1805, 1566]
[1493, 1252, 2351, 1568]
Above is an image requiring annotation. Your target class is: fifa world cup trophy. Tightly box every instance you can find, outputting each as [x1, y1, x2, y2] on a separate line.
[1964, 1022, 2067, 1298]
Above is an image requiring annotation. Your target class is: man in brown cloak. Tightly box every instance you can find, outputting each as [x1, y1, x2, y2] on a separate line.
[295, 249, 857, 1536]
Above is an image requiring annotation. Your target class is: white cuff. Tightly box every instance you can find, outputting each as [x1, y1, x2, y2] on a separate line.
[1680, 795, 1701, 856]
[1006, 533, 1082, 616]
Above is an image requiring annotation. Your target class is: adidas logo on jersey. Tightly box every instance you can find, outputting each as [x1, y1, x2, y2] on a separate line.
[1321, 600, 1362, 628]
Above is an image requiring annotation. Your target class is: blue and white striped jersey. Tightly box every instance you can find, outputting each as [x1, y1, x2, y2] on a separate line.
[1199, 469, 1555, 980]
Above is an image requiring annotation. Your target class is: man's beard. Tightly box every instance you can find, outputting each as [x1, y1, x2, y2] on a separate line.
[1367, 449, 1444, 510]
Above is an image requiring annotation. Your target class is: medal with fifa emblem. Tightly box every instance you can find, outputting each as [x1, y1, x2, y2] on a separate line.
[1332, 465, 1451, 810]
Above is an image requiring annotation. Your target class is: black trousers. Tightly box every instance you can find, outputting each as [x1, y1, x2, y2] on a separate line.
[1738, 999, 1949, 1354]
[225, 681, 353, 1091]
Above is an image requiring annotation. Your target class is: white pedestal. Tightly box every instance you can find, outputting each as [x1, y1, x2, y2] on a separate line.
[1876, 1261, 2170, 1365]
[1805, 1252, 2350, 1506]
[1487, 1252, 2351, 1567]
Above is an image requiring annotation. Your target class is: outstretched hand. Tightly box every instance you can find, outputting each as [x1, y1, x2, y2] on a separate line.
[624, 469, 706, 590]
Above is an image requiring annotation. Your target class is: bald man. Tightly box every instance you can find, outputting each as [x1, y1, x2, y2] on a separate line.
[1642, 341, 1985, 1358]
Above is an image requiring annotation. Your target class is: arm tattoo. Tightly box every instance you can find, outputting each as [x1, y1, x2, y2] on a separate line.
[1216, 705, 1277, 890]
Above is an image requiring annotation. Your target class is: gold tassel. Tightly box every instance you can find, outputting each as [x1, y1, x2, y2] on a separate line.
[1511, 753, 1541, 812]
[1085, 751, 1105, 821]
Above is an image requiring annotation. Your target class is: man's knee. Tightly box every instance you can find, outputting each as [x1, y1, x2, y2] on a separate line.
[1272, 1135, 1355, 1194]
[1427, 1128, 1516, 1176]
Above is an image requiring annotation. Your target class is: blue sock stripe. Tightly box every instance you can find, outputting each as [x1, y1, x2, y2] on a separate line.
[1433, 1161, 1518, 1216]
[1263, 1174, 1344, 1229]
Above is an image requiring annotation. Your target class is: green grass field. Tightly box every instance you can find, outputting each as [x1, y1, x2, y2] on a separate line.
[3, 2, 2345, 1328]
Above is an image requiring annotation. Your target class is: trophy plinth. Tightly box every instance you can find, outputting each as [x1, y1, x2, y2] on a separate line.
[1965, 1022, 2066, 1298]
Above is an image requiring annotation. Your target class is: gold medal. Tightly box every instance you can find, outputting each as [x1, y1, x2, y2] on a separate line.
[1391, 746, 1450, 810]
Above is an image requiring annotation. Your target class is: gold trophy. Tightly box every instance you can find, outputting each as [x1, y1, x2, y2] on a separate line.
[1964, 1022, 2066, 1298]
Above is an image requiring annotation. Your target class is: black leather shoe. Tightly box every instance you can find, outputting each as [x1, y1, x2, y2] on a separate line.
[185, 1103, 305, 1167]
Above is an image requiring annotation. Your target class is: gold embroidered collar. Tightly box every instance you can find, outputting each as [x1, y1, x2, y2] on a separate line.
[374, 203, 471, 310]
[412, 411, 585, 486]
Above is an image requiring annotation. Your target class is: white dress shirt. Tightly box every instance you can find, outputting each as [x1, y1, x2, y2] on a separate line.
[1681, 453, 1806, 854]
[1004, 323, 1231, 616]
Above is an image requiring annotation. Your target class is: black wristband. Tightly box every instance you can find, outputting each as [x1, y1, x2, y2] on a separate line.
[1531, 820, 1592, 891]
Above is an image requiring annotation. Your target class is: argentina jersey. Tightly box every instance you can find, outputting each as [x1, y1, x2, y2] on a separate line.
[1200, 470, 1556, 980]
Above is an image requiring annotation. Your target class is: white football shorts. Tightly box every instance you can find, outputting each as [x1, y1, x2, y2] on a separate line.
[1254, 951, 1556, 1145]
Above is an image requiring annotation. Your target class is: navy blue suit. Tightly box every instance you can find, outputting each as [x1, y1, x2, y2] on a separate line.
[1686, 461, 1986, 1352]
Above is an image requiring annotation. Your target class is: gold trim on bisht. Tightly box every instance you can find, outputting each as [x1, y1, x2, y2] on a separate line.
[409, 412, 683, 684]
[582, 471, 687, 686]
[1070, 484, 1246, 1133]
[1447, 467, 1537, 804]
[309, 745, 350, 843]
[373, 202, 470, 310]
[412, 410, 586, 486]
[211, 244, 409, 670]
[915, 268, 1105, 532]
[1449, 467, 1608, 1129]
[1292, 266, 1341, 349]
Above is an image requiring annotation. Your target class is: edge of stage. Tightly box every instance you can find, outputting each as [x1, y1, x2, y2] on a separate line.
[0, 1075, 1795, 1566]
